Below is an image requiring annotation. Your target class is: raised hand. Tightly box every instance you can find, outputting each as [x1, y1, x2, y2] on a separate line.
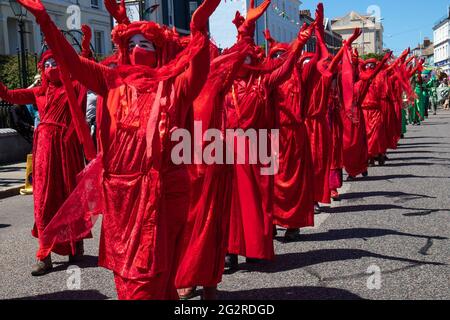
[315, 3, 324, 27]
[246, 0, 271, 24]
[232, 11, 245, 28]
[382, 51, 393, 64]
[399, 47, 410, 60]
[263, 29, 272, 41]
[297, 22, 315, 43]
[191, 0, 221, 31]
[16, 0, 46, 19]
[81, 25, 92, 58]
[347, 28, 362, 46]
[104, 0, 130, 25]
[263, 29, 275, 47]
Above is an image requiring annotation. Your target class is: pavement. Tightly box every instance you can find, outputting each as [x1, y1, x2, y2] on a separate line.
[0, 162, 26, 199]
[0, 111, 449, 300]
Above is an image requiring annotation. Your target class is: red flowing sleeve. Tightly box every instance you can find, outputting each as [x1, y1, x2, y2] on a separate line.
[175, 30, 210, 103]
[35, 13, 112, 96]
[0, 87, 36, 106]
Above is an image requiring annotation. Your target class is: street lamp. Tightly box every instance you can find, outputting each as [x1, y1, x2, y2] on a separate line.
[9, 0, 28, 88]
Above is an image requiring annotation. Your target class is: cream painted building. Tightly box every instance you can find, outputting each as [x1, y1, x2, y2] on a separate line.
[433, 8, 450, 74]
[331, 11, 383, 54]
[0, 0, 113, 56]
[210, 0, 302, 50]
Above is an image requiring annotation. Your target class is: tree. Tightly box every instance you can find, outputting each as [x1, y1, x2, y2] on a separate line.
[0, 54, 38, 89]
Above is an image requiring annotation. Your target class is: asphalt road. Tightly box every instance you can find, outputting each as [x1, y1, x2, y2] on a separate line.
[1, 111, 449, 300]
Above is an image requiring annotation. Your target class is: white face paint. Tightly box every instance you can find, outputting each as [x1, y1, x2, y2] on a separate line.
[44, 58, 57, 69]
[272, 51, 285, 60]
[302, 58, 311, 66]
[244, 55, 252, 65]
[128, 34, 156, 52]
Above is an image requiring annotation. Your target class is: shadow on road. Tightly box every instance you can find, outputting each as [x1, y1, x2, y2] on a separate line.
[0, 224, 11, 229]
[0, 167, 25, 173]
[323, 204, 449, 218]
[235, 249, 446, 274]
[51, 255, 99, 273]
[218, 286, 362, 300]
[10, 290, 109, 300]
[383, 162, 449, 168]
[339, 191, 436, 201]
[390, 155, 450, 161]
[281, 228, 447, 243]
[348, 174, 448, 182]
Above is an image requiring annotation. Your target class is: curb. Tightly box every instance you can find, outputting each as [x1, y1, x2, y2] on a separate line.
[0, 185, 25, 200]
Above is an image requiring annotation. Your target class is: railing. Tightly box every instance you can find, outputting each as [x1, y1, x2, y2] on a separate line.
[0, 101, 13, 129]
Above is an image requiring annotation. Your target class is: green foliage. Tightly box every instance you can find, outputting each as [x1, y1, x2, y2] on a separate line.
[0, 54, 39, 89]
[360, 53, 384, 61]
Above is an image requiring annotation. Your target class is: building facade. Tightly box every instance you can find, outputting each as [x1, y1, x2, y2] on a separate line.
[433, 7, 450, 74]
[298, 9, 342, 55]
[413, 38, 434, 67]
[0, 0, 113, 56]
[209, 0, 301, 51]
[331, 11, 383, 54]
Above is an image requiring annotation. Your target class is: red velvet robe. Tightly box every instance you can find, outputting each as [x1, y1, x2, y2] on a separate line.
[362, 73, 388, 158]
[175, 43, 249, 288]
[328, 78, 344, 190]
[226, 43, 306, 260]
[340, 47, 369, 177]
[226, 75, 275, 261]
[379, 70, 399, 150]
[0, 83, 86, 257]
[33, 16, 210, 300]
[302, 57, 333, 204]
[272, 68, 314, 228]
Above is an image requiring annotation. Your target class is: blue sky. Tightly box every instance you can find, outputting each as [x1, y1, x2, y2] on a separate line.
[300, 0, 449, 54]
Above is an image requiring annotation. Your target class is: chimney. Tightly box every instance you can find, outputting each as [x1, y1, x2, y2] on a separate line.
[423, 38, 431, 48]
[300, 10, 311, 17]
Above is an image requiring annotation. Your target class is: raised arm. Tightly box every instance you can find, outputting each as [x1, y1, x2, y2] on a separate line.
[17, 0, 110, 96]
[238, 0, 271, 39]
[314, 3, 329, 57]
[179, 0, 221, 99]
[369, 51, 393, 82]
[266, 22, 315, 87]
[0, 82, 36, 105]
[386, 48, 410, 73]
[329, 28, 362, 73]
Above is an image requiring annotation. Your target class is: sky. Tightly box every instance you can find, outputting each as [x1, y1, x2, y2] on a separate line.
[300, 0, 450, 54]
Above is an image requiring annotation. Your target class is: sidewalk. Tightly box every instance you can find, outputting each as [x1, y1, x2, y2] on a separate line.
[0, 162, 26, 199]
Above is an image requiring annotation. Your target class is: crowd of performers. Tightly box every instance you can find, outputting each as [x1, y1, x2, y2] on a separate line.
[0, 0, 433, 300]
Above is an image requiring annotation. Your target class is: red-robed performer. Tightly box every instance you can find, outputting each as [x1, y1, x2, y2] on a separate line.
[380, 49, 410, 151]
[328, 73, 344, 201]
[0, 25, 96, 274]
[175, 3, 270, 299]
[301, 3, 343, 212]
[18, 0, 220, 299]
[262, 29, 314, 241]
[226, 10, 315, 269]
[361, 55, 393, 166]
[327, 28, 363, 200]
[176, 2, 315, 296]
[0, 48, 93, 275]
[341, 42, 391, 180]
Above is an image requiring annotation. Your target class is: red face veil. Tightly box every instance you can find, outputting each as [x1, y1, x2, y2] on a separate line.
[39, 52, 61, 85]
[129, 45, 157, 67]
